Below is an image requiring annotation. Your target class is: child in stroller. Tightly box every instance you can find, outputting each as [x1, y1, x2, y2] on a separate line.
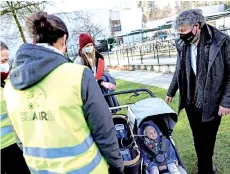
[104, 88, 187, 174]
[139, 121, 185, 174]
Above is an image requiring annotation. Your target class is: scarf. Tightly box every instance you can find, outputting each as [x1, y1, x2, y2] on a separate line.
[182, 24, 211, 109]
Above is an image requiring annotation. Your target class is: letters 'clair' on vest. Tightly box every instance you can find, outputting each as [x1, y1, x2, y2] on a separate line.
[1, 87, 16, 149]
[4, 63, 108, 174]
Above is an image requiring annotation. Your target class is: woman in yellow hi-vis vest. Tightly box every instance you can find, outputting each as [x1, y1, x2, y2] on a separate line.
[1, 42, 30, 173]
[4, 12, 124, 174]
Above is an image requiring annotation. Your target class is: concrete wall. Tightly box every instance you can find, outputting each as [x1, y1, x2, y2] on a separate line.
[108, 64, 176, 74]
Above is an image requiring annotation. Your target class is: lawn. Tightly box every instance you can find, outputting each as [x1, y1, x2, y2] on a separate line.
[115, 79, 230, 174]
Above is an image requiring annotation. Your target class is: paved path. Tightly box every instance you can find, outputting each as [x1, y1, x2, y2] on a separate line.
[109, 70, 173, 89]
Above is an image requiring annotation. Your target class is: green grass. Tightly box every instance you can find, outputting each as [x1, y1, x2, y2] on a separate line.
[115, 79, 230, 174]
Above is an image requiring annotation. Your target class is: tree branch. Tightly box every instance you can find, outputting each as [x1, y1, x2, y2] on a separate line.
[1, 2, 45, 16]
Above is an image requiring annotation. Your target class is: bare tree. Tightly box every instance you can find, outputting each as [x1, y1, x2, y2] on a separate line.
[175, 1, 230, 14]
[0, 1, 50, 43]
[72, 11, 105, 40]
[175, 1, 194, 14]
[137, 1, 173, 23]
[137, 1, 148, 28]
[192, 1, 230, 8]
[147, 1, 160, 20]
[160, 3, 173, 18]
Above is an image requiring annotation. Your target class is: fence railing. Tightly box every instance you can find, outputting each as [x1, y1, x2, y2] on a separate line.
[104, 39, 177, 65]
[220, 28, 230, 35]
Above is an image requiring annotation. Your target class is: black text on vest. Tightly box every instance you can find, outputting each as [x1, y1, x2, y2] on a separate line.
[33, 112, 49, 121]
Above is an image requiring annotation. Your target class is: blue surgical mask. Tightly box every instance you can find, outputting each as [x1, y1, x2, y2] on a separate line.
[83, 46, 94, 54]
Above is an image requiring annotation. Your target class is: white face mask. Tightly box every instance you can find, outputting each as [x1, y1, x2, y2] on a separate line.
[83, 46, 94, 54]
[0, 63, 10, 73]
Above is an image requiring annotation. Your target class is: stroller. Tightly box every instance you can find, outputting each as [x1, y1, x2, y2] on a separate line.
[104, 88, 187, 174]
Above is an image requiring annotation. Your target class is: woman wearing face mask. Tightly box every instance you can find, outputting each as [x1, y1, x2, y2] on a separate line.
[3, 12, 124, 174]
[75, 33, 116, 90]
[0, 42, 30, 174]
[75, 34, 121, 113]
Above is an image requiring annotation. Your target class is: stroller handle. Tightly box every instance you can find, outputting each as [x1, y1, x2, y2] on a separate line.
[103, 88, 155, 98]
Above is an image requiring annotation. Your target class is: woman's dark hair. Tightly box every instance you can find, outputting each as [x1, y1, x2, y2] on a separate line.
[0, 41, 8, 50]
[79, 49, 91, 68]
[27, 11, 68, 45]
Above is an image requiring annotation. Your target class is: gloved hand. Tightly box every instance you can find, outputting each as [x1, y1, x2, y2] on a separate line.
[109, 166, 124, 174]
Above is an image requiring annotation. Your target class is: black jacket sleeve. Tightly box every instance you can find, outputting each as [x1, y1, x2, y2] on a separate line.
[167, 55, 179, 97]
[220, 37, 230, 108]
[81, 68, 124, 173]
[167, 40, 183, 97]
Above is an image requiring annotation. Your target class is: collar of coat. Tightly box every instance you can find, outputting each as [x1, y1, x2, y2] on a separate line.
[176, 24, 229, 73]
[175, 24, 227, 52]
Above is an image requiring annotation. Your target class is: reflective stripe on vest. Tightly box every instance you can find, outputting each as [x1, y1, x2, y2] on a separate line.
[1, 125, 13, 137]
[23, 134, 94, 158]
[28, 150, 103, 174]
[0, 113, 8, 121]
[4, 63, 108, 173]
[1, 87, 16, 149]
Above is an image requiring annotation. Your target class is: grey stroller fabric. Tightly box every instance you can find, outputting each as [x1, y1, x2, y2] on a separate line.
[127, 98, 187, 174]
[128, 98, 177, 130]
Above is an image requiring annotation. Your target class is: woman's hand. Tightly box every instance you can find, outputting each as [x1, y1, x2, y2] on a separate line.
[101, 82, 116, 90]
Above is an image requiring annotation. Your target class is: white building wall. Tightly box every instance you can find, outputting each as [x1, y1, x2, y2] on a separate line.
[198, 4, 226, 16]
[119, 8, 142, 35]
[110, 11, 120, 21]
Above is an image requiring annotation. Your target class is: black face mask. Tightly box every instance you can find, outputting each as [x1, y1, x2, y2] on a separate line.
[180, 26, 197, 44]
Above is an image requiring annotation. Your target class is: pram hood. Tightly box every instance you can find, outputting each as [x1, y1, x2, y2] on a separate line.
[128, 98, 177, 131]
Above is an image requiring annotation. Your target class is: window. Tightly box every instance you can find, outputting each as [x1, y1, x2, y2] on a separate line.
[111, 20, 122, 32]
[112, 26, 122, 32]
[111, 20, 121, 26]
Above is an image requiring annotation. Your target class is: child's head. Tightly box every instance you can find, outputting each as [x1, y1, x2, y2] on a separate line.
[144, 126, 158, 140]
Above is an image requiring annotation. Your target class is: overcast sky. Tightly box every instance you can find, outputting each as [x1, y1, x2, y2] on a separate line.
[45, 0, 174, 14]
[46, 0, 132, 13]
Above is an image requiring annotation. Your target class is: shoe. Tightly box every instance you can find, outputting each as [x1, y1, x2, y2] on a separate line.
[196, 162, 217, 174]
[213, 163, 218, 174]
[197, 164, 218, 174]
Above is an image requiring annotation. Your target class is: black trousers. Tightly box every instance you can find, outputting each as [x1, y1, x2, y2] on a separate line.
[1, 143, 30, 174]
[185, 107, 221, 174]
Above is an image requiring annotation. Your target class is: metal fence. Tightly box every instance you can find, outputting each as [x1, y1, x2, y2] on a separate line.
[104, 28, 230, 66]
[104, 39, 177, 65]
[220, 27, 230, 35]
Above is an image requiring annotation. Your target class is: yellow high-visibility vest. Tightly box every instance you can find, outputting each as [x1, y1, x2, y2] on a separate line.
[0, 86, 16, 150]
[4, 63, 108, 174]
